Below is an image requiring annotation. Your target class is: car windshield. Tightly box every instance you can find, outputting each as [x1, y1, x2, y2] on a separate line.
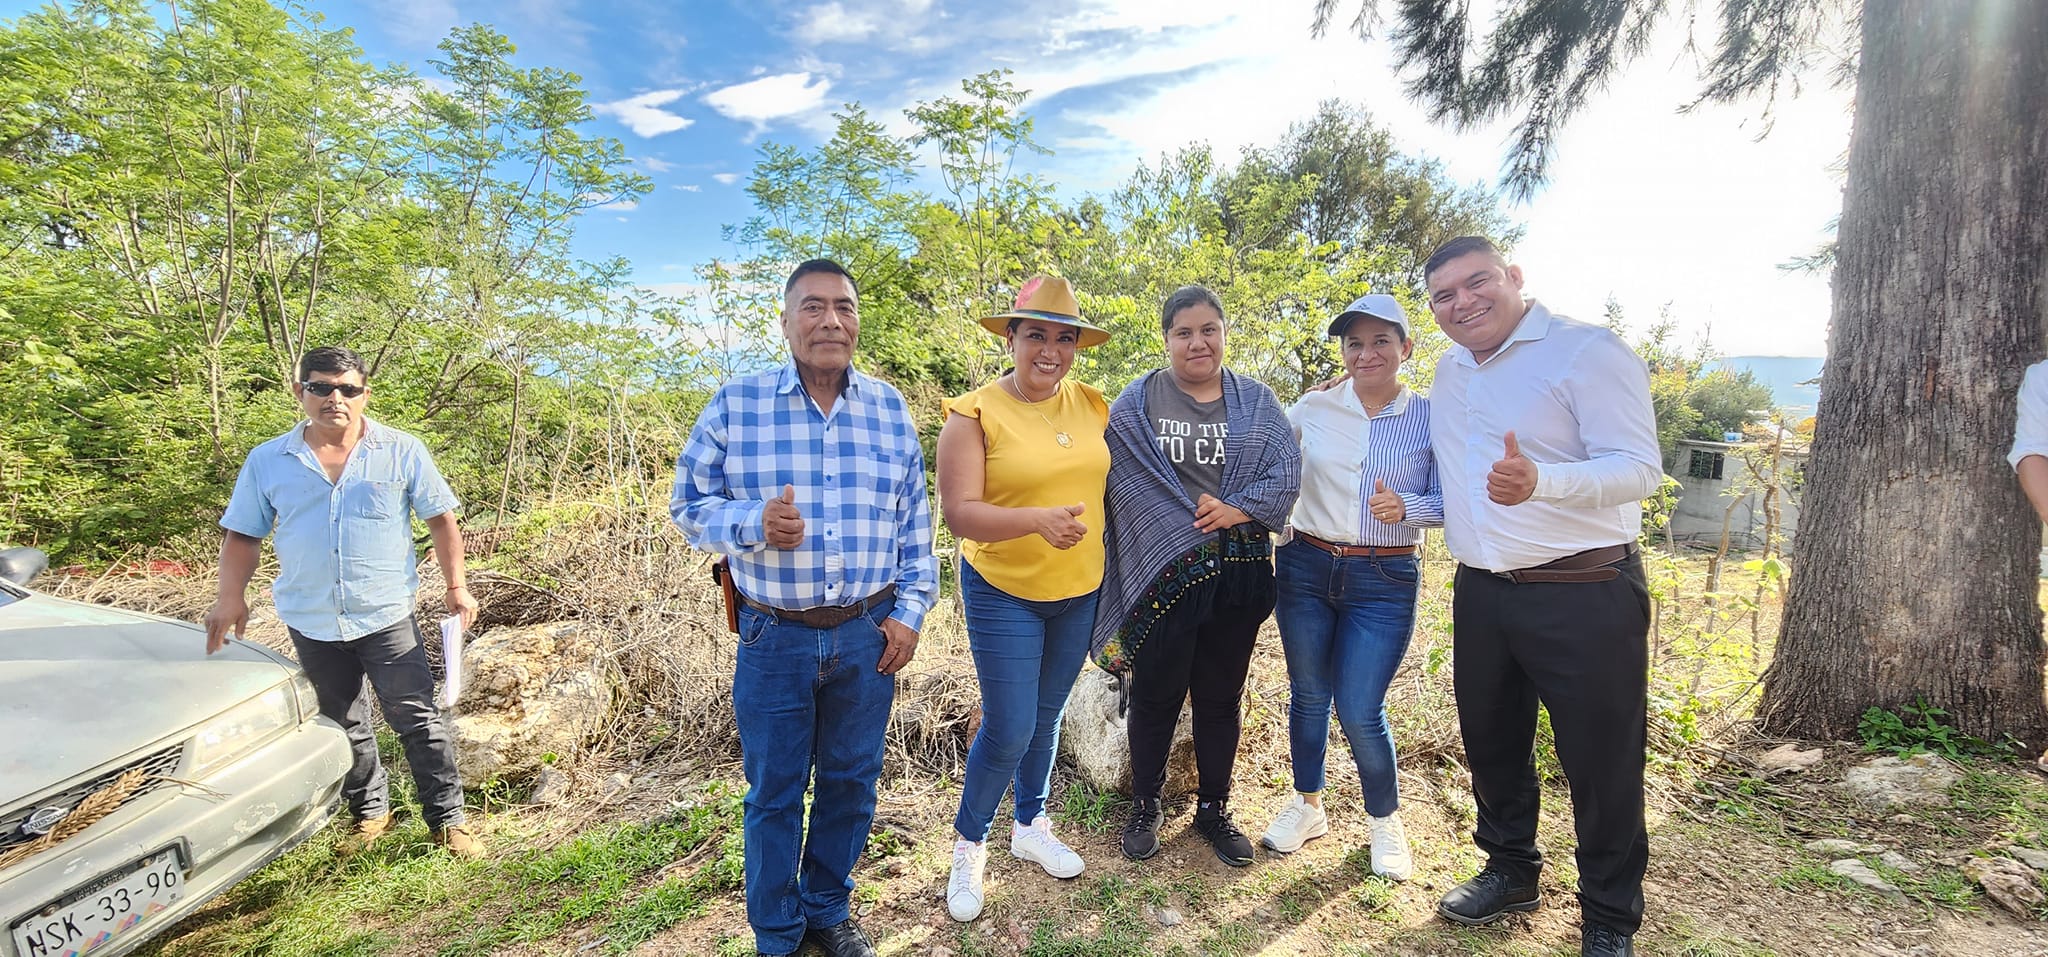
[0, 579, 24, 608]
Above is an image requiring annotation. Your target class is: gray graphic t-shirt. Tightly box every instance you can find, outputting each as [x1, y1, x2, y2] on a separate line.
[1146, 372, 1227, 503]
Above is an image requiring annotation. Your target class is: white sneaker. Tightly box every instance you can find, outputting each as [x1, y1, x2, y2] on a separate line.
[947, 839, 988, 922]
[1367, 811, 1414, 881]
[1010, 815, 1085, 878]
[1259, 794, 1329, 853]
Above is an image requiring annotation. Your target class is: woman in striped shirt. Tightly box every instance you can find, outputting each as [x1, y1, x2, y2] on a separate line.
[1258, 293, 1443, 882]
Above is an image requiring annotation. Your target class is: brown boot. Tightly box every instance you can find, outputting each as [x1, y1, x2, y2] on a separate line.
[339, 813, 393, 855]
[431, 823, 486, 859]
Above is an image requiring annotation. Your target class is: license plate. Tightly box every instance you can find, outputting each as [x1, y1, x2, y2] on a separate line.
[9, 849, 184, 957]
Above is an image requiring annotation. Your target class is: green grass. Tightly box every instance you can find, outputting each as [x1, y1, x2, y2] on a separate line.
[137, 781, 746, 957]
[1057, 779, 1128, 835]
[1773, 862, 1852, 893]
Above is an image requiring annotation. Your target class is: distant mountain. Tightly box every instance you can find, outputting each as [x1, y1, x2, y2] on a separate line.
[1718, 355, 1824, 416]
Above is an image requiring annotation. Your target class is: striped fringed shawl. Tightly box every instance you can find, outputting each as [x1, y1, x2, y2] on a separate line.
[1089, 368, 1302, 665]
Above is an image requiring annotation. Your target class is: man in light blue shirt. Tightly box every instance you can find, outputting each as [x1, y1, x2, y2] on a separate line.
[203, 346, 483, 858]
[672, 259, 935, 957]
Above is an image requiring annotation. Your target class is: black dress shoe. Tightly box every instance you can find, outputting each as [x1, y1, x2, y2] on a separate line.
[804, 919, 877, 957]
[1581, 922, 1634, 956]
[1436, 866, 1540, 925]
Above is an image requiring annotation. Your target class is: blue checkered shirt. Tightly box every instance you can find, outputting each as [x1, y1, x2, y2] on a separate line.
[670, 362, 937, 632]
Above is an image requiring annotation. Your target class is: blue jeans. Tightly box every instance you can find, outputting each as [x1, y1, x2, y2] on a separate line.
[953, 562, 1097, 842]
[1272, 540, 1419, 816]
[732, 600, 897, 955]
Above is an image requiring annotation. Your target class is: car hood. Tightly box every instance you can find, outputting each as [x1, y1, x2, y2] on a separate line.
[0, 592, 293, 805]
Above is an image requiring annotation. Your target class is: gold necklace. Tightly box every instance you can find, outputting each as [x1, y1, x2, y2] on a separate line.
[1003, 376, 1072, 448]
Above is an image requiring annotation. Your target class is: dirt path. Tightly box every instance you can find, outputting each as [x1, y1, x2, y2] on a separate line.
[635, 751, 2048, 957]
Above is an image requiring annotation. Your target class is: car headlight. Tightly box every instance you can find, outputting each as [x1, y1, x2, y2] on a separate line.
[290, 669, 321, 723]
[189, 683, 296, 778]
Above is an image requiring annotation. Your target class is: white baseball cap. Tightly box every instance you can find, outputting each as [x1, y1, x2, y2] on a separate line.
[1327, 293, 1409, 339]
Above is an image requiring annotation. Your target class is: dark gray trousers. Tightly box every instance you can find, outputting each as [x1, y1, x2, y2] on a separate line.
[289, 615, 466, 829]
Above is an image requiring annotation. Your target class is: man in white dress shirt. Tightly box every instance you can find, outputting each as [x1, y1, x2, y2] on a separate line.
[2011, 360, 2048, 524]
[1422, 236, 1661, 957]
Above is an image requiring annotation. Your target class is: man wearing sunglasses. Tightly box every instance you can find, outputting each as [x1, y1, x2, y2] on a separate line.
[202, 345, 484, 858]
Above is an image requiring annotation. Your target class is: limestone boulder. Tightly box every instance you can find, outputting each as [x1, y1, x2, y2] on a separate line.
[452, 620, 615, 784]
[1060, 667, 1197, 798]
[1840, 753, 1959, 810]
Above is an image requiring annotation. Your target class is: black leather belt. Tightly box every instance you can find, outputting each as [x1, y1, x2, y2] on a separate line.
[1492, 543, 1636, 584]
[741, 585, 896, 629]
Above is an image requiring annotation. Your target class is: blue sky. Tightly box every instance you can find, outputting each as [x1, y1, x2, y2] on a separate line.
[4, 0, 1854, 356]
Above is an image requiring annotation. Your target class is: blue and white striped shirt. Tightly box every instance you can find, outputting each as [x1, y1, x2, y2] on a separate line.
[1286, 385, 1445, 547]
[670, 362, 937, 632]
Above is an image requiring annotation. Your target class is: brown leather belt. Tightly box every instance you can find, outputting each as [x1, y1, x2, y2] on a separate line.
[1493, 544, 1636, 584]
[741, 585, 896, 629]
[1294, 532, 1418, 559]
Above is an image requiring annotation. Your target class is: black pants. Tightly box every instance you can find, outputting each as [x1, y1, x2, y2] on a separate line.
[1126, 574, 1276, 803]
[1452, 554, 1650, 934]
[290, 615, 466, 830]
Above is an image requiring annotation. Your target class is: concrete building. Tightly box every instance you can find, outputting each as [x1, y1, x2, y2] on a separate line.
[1667, 437, 1805, 551]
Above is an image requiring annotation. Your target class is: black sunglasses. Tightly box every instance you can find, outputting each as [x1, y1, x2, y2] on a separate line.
[300, 381, 366, 398]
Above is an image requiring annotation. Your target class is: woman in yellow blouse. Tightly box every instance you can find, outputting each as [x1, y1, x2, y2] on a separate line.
[936, 276, 1111, 922]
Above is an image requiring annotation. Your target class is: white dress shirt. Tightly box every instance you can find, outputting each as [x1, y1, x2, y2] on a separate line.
[2010, 360, 2048, 469]
[1430, 300, 1663, 573]
[1286, 385, 1444, 547]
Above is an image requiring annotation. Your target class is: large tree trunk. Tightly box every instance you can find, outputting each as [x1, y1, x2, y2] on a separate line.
[1761, 0, 2048, 745]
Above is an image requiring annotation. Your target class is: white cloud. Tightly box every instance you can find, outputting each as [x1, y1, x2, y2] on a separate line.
[794, 2, 879, 44]
[598, 199, 639, 211]
[636, 156, 677, 173]
[368, 0, 459, 46]
[673, 184, 702, 192]
[703, 73, 833, 128]
[594, 90, 695, 138]
[712, 172, 742, 185]
[901, 0, 933, 12]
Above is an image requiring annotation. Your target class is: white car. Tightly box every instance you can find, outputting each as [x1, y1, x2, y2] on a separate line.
[0, 548, 352, 957]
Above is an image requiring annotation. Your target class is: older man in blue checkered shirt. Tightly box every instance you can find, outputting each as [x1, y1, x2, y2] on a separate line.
[671, 259, 936, 957]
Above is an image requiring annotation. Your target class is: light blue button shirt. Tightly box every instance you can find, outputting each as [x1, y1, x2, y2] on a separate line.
[221, 417, 459, 642]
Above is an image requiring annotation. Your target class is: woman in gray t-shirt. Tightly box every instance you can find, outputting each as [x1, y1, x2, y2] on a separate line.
[1094, 285, 1301, 868]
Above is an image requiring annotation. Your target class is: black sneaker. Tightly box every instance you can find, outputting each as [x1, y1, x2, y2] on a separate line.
[1121, 797, 1162, 860]
[1192, 800, 1255, 866]
[1436, 866, 1540, 925]
[1581, 922, 1634, 957]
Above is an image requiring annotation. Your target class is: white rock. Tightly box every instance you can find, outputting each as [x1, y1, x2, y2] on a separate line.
[1878, 851, 1922, 874]
[2008, 846, 2048, 872]
[1840, 754, 1960, 810]
[452, 620, 616, 784]
[1829, 859, 1902, 895]
[1060, 667, 1197, 797]
[1758, 744, 1825, 773]
[1156, 907, 1183, 928]
[1805, 839, 1885, 855]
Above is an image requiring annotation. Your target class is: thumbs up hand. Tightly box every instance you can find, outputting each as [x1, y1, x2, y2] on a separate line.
[1487, 431, 1538, 506]
[764, 483, 806, 549]
[1036, 502, 1090, 550]
[1368, 478, 1407, 524]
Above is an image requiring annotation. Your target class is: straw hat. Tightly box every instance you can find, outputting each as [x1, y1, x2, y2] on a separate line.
[979, 275, 1111, 348]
